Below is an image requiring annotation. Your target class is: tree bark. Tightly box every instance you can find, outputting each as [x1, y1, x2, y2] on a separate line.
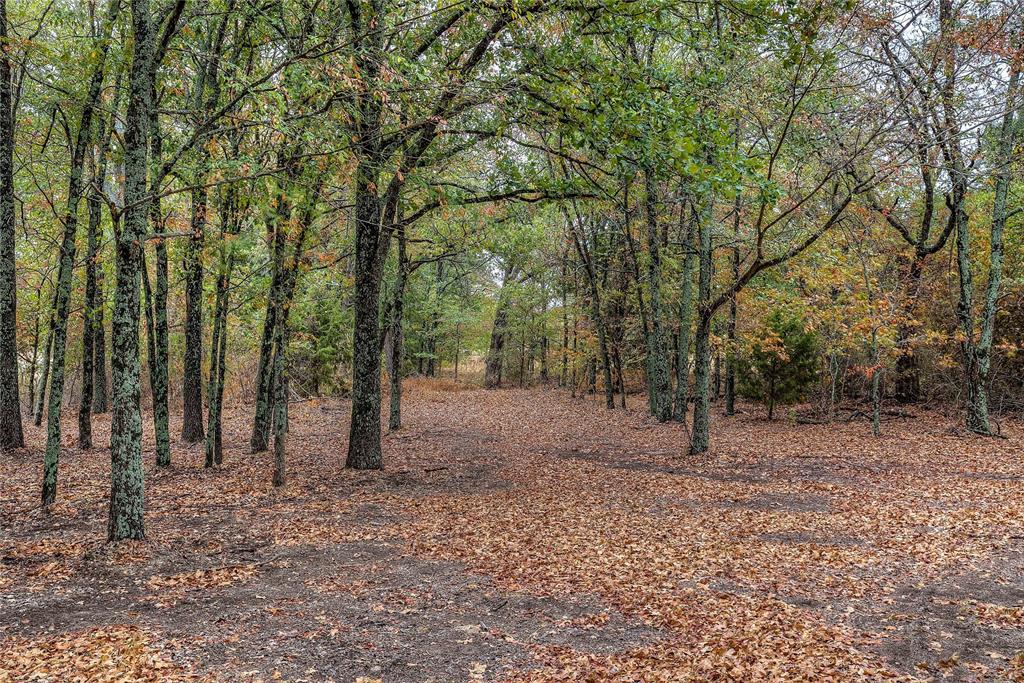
[108, 0, 153, 541]
[181, 185, 207, 443]
[43, 0, 119, 504]
[147, 100, 170, 468]
[0, 0, 23, 450]
[689, 198, 714, 455]
[643, 171, 671, 421]
[205, 182, 239, 468]
[673, 200, 697, 422]
[484, 265, 514, 388]
[387, 230, 408, 430]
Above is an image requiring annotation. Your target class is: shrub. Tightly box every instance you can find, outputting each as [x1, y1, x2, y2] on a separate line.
[738, 310, 819, 420]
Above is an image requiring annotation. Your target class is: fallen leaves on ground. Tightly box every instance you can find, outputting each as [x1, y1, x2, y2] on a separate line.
[2, 383, 1024, 681]
[0, 626, 205, 682]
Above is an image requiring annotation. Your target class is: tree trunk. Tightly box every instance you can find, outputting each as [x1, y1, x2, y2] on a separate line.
[484, 266, 514, 388]
[205, 183, 238, 468]
[345, 160, 386, 470]
[724, 234, 739, 415]
[33, 313, 53, 426]
[560, 247, 569, 387]
[893, 255, 924, 403]
[93, 238, 109, 412]
[250, 185, 292, 453]
[0, 0, 23, 450]
[181, 185, 206, 443]
[388, 231, 408, 431]
[43, 0, 118, 503]
[147, 104, 170, 468]
[643, 172, 671, 421]
[965, 47, 1021, 433]
[689, 198, 714, 455]
[250, 284, 277, 452]
[108, 0, 153, 541]
[871, 329, 882, 436]
[27, 316, 38, 415]
[568, 213, 614, 409]
[271, 291, 289, 487]
[674, 203, 697, 422]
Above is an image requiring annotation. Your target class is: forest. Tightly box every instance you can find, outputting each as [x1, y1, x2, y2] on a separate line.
[1, 0, 1023, 679]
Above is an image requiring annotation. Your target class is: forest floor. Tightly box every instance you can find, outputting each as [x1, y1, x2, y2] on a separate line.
[3, 382, 1024, 682]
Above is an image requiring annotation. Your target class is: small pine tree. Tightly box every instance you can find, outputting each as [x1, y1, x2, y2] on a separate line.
[738, 310, 819, 420]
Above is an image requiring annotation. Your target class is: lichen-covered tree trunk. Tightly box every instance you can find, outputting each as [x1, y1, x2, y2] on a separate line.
[250, 183, 292, 453]
[108, 0, 153, 542]
[93, 219, 111, 413]
[271, 304, 289, 487]
[345, 167, 387, 470]
[673, 202, 697, 423]
[79, 161, 99, 450]
[146, 104, 170, 467]
[485, 266, 514, 389]
[206, 253, 232, 467]
[343, 0, 389, 472]
[33, 316, 53, 426]
[0, 0, 23, 450]
[387, 232, 408, 431]
[689, 200, 715, 456]
[971, 54, 1021, 432]
[206, 277, 227, 465]
[250, 285, 277, 453]
[80, 69, 120, 448]
[152, 240, 171, 466]
[42, 0, 118, 504]
[181, 184, 207, 443]
[956, 47, 1021, 434]
[206, 182, 240, 468]
[643, 172, 671, 422]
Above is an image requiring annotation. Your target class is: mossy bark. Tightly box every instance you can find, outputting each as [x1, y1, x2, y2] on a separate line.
[43, 0, 118, 503]
[0, 0, 24, 450]
[689, 199, 714, 456]
[643, 172, 671, 422]
[108, 0, 153, 542]
[673, 201, 697, 423]
[387, 232, 408, 431]
[182, 185, 206, 443]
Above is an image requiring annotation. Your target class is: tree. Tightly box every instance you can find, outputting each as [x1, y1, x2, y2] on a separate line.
[0, 0, 23, 450]
[108, 0, 156, 542]
[738, 310, 819, 420]
[41, 0, 119, 505]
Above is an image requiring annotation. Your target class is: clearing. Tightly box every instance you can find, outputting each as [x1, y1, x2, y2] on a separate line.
[3, 383, 1024, 681]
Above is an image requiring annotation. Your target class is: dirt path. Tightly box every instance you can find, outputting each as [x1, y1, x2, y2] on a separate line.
[3, 384, 1024, 681]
